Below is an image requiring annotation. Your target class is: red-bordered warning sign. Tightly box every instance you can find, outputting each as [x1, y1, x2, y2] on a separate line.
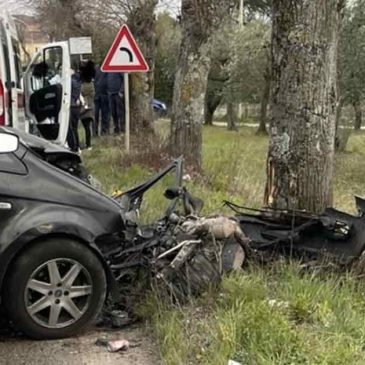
[101, 25, 149, 73]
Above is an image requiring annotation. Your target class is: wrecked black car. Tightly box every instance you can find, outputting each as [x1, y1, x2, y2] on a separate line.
[0, 130, 123, 339]
[3, 126, 365, 340]
[0, 129, 245, 339]
[1, 126, 89, 181]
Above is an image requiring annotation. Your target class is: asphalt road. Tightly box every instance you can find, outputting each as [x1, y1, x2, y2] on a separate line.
[0, 325, 161, 365]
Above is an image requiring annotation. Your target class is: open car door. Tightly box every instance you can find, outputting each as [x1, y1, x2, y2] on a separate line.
[24, 42, 71, 146]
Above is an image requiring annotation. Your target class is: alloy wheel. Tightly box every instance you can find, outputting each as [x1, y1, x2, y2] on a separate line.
[24, 258, 93, 329]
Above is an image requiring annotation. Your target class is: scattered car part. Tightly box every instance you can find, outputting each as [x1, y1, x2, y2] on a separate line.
[107, 339, 130, 353]
[225, 199, 365, 265]
[101, 158, 248, 308]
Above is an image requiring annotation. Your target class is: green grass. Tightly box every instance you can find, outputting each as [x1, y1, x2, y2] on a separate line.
[83, 126, 365, 365]
[143, 267, 365, 365]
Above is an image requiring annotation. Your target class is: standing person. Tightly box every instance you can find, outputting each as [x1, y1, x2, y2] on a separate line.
[107, 73, 125, 134]
[68, 64, 82, 153]
[94, 66, 110, 136]
[79, 61, 96, 150]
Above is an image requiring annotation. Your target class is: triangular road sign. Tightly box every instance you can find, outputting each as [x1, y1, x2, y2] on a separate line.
[101, 25, 149, 73]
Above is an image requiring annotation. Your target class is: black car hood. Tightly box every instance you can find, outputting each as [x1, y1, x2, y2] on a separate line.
[0, 127, 81, 162]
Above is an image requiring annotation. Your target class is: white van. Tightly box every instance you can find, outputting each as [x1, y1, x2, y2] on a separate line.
[24, 42, 71, 145]
[0, 13, 25, 131]
[0, 13, 71, 145]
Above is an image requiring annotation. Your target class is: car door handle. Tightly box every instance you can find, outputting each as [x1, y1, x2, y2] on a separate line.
[0, 202, 12, 210]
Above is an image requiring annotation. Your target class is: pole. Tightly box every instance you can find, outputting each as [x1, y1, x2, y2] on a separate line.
[124, 73, 130, 152]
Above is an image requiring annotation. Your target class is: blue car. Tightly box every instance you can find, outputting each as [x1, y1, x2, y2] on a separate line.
[152, 99, 167, 116]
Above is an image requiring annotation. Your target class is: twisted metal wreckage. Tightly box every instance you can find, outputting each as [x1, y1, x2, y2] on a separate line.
[100, 157, 365, 313]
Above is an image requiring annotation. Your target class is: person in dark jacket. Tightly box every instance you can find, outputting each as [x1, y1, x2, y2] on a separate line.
[107, 73, 125, 134]
[94, 66, 110, 136]
[79, 61, 96, 150]
[67, 64, 82, 152]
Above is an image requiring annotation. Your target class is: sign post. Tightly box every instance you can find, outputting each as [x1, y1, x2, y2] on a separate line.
[101, 25, 149, 152]
[124, 73, 130, 151]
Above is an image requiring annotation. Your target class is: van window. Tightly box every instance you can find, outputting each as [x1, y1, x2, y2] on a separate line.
[11, 39, 21, 89]
[44, 47, 63, 82]
[0, 23, 11, 90]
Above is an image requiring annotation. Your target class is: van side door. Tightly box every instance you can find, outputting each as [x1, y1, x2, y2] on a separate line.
[24, 42, 71, 146]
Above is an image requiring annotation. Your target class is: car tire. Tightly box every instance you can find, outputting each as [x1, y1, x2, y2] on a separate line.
[3, 238, 107, 339]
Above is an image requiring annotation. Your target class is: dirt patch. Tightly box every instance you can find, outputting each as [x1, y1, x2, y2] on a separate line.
[0, 325, 161, 365]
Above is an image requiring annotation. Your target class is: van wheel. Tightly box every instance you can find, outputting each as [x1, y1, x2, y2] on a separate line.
[3, 238, 106, 339]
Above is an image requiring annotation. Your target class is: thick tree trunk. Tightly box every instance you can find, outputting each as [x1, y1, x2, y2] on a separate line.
[171, 0, 227, 168]
[264, 0, 343, 213]
[257, 69, 270, 135]
[227, 102, 239, 131]
[128, 0, 158, 135]
[353, 99, 362, 130]
[171, 42, 210, 167]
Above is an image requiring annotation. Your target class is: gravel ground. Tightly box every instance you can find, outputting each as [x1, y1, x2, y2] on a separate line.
[0, 324, 161, 365]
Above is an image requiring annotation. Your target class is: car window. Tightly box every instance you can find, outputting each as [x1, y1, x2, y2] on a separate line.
[0, 153, 27, 175]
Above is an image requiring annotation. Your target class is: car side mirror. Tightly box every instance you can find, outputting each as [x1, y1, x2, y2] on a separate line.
[0, 134, 19, 153]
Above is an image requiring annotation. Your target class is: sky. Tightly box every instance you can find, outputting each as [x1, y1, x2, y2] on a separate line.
[157, 0, 181, 16]
[0, 0, 182, 16]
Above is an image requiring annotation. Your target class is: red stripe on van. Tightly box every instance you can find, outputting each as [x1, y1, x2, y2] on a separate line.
[0, 79, 4, 125]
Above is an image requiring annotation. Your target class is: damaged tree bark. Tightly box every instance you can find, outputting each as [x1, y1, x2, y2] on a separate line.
[264, 0, 344, 213]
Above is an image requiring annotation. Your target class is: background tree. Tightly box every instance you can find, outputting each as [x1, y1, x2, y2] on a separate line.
[338, 0, 365, 130]
[204, 63, 228, 125]
[28, 0, 116, 63]
[0, 0, 28, 14]
[265, 0, 345, 213]
[32, 0, 85, 41]
[155, 12, 181, 107]
[227, 20, 270, 132]
[203, 16, 270, 128]
[127, 0, 158, 134]
[170, 0, 235, 168]
[204, 21, 231, 126]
